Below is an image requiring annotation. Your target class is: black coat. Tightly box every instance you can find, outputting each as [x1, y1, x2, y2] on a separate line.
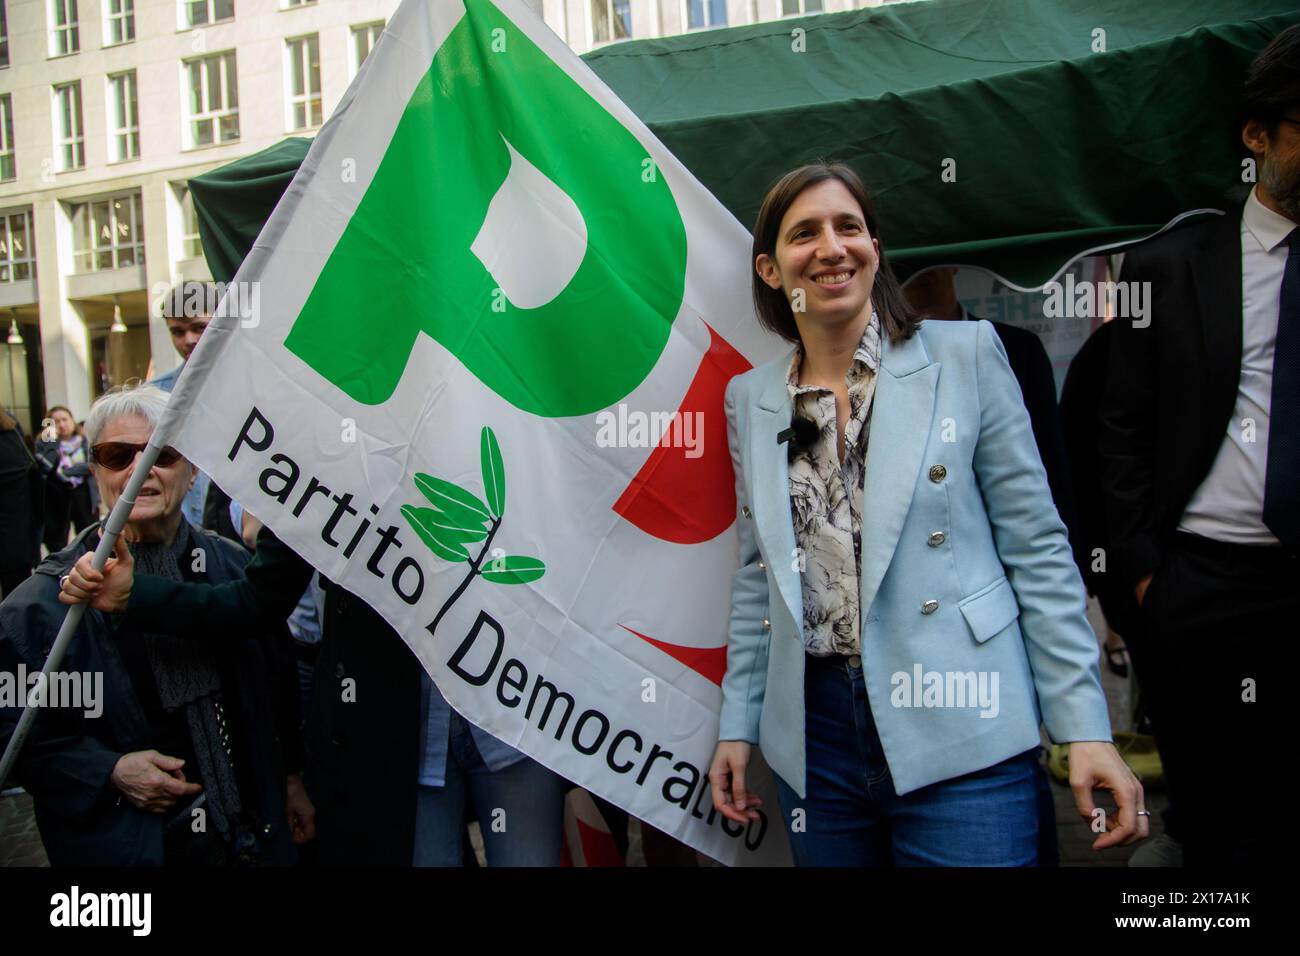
[1098, 207, 1253, 585]
[308, 578, 422, 864]
[982, 319, 1080, 547]
[0, 422, 42, 573]
[0, 522, 301, 866]
[124, 527, 423, 865]
[1060, 322, 1142, 638]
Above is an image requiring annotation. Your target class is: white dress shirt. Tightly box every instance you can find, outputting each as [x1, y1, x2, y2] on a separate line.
[1178, 186, 1297, 544]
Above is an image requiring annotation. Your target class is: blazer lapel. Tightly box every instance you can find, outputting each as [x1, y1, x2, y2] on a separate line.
[750, 348, 803, 635]
[858, 329, 939, 622]
[1189, 207, 1244, 412]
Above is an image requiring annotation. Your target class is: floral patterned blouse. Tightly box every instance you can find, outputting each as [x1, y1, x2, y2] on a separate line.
[786, 311, 882, 657]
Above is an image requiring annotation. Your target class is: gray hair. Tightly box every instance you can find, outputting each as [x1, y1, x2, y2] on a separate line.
[84, 384, 172, 449]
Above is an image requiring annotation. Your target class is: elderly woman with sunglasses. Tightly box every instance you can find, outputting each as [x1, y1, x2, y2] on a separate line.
[0, 384, 310, 866]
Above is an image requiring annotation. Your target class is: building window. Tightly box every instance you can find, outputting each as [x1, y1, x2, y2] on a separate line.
[0, 210, 36, 283]
[53, 82, 85, 170]
[781, 0, 823, 14]
[185, 0, 233, 28]
[285, 34, 321, 130]
[591, 0, 631, 44]
[184, 51, 239, 148]
[0, 94, 14, 181]
[174, 183, 203, 259]
[282, 0, 317, 8]
[350, 20, 384, 77]
[685, 0, 726, 29]
[50, 0, 80, 55]
[71, 191, 145, 273]
[1, 1, 10, 68]
[108, 71, 139, 161]
[105, 0, 134, 44]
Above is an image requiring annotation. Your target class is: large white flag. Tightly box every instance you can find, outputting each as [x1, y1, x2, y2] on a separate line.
[166, 0, 788, 864]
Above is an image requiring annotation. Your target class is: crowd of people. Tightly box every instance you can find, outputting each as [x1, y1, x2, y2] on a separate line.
[0, 24, 1294, 869]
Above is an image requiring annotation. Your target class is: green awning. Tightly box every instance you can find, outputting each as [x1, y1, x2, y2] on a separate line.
[191, 0, 1300, 289]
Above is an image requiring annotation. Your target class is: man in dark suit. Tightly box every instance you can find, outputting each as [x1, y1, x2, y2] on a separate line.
[1099, 25, 1300, 868]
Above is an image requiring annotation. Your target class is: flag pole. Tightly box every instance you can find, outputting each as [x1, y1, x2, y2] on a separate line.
[0, 440, 164, 787]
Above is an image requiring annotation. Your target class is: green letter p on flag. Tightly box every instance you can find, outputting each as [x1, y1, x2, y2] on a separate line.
[165, 0, 790, 866]
[285, 0, 685, 416]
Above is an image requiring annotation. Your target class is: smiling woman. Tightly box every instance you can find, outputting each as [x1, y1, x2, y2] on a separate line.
[708, 162, 1146, 868]
[35, 405, 95, 554]
[85, 388, 196, 547]
[749, 164, 918, 350]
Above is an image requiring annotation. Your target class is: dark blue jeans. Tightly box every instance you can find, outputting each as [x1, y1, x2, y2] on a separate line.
[774, 654, 1039, 866]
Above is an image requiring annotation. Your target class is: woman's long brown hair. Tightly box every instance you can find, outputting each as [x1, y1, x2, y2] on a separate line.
[751, 161, 920, 345]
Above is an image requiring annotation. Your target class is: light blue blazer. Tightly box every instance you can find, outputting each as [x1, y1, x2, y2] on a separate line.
[719, 318, 1112, 798]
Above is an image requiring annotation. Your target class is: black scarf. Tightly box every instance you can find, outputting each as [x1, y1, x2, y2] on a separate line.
[129, 522, 242, 840]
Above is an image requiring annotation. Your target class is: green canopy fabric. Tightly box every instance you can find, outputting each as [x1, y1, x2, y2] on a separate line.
[191, 0, 1300, 288]
[192, 137, 313, 288]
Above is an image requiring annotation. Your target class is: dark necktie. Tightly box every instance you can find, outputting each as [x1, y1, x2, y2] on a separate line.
[1263, 228, 1299, 551]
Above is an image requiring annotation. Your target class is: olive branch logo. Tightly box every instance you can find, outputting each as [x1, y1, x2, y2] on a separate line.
[402, 426, 546, 635]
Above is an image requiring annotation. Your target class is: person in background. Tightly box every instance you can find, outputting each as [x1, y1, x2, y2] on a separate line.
[0, 408, 43, 597]
[1098, 25, 1300, 868]
[1060, 321, 1142, 679]
[77, 418, 103, 523]
[34, 406, 93, 553]
[149, 280, 215, 532]
[228, 501, 324, 726]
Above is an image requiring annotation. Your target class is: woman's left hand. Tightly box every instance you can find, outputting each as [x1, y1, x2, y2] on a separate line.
[708, 740, 763, 824]
[1067, 741, 1149, 849]
[285, 773, 316, 845]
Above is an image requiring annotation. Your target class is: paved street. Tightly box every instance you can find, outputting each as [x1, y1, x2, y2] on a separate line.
[1051, 598, 1167, 866]
[0, 790, 48, 867]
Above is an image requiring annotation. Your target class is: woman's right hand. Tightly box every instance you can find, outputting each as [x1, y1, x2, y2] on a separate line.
[58, 537, 134, 613]
[708, 740, 763, 824]
[110, 750, 203, 813]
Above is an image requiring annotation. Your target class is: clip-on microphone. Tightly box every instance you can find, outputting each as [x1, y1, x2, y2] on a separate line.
[777, 415, 818, 460]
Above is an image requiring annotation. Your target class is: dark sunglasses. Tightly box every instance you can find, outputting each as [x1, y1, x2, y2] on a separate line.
[90, 441, 184, 472]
